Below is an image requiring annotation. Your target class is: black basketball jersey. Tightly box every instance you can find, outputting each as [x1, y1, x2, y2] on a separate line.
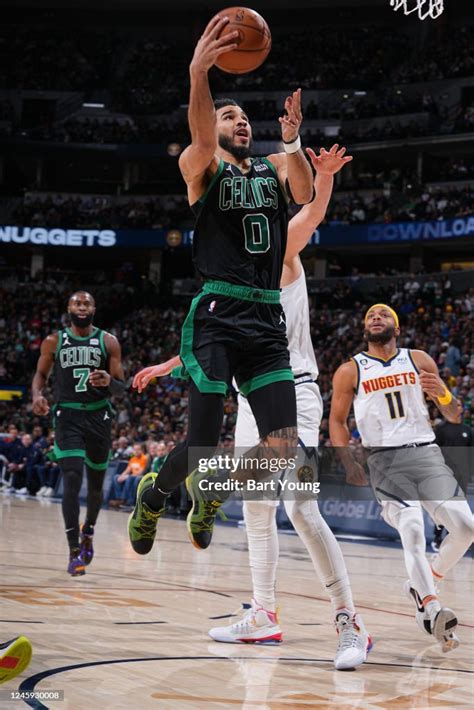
[53, 327, 109, 404]
[191, 157, 289, 290]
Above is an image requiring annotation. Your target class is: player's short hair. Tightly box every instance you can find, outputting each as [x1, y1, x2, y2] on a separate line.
[214, 98, 242, 111]
[69, 291, 96, 306]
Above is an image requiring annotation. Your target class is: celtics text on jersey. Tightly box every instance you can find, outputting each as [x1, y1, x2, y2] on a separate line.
[53, 327, 109, 405]
[191, 157, 289, 291]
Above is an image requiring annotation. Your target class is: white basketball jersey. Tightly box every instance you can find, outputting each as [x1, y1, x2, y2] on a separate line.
[281, 267, 319, 380]
[353, 348, 435, 447]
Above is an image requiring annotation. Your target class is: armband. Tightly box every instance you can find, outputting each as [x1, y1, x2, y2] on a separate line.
[437, 388, 452, 406]
[109, 378, 126, 396]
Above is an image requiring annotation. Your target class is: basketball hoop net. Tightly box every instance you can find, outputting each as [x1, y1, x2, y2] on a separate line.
[390, 0, 444, 20]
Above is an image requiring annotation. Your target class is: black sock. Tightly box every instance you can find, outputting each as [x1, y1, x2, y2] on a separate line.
[143, 487, 168, 512]
[82, 522, 94, 536]
[66, 526, 79, 550]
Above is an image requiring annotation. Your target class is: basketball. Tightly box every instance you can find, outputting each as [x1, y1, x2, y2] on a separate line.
[213, 7, 271, 74]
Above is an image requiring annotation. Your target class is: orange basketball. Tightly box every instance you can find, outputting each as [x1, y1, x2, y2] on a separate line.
[213, 7, 271, 75]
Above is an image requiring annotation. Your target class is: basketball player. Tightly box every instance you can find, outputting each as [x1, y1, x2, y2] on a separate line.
[330, 304, 473, 652]
[133, 145, 372, 670]
[0, 636, 32, 684]
[32, 292, 125, 576]
[128, 14, 314, 554]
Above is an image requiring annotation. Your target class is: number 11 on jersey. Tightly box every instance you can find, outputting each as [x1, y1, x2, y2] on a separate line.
[385, 390, 405, 419]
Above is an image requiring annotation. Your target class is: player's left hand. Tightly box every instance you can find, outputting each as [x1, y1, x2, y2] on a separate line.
[306, 144, 353, 175]
[133, 359, 177, 392]
[419, 369, 447, 399]
[89, 370, 111, 387]
[279, 88, 303, 143]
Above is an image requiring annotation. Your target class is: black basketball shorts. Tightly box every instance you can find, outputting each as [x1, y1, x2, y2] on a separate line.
[180, 280, 294, 397]
[52, 404, 113, 470]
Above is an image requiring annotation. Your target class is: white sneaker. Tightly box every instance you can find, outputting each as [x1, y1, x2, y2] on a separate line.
[16, 487, 28, 495]
[430, 608, 459, 653]
[404, 581, 431, 636]
[209, 600, 282, 644]
[404, 580, 459, 652]
[43, 487, 54, 497]
[334, 610, 372, 670]
[37, 486, 48, 497]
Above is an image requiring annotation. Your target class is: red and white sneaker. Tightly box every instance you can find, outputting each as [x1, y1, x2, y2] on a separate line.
[209, 600, 282, 644]
[334, 610, 372, 670]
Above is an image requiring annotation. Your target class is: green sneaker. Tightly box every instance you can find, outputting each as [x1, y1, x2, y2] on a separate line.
[185, 469, 227, 550]
[128, 472, 166, 555]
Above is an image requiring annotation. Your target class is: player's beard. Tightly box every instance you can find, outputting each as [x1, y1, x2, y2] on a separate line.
[365, 325, 396, 344]
[218, 133, 252, 160]
[70, 313, 94, 328]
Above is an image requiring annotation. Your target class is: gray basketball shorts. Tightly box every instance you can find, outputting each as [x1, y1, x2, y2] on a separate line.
[367, 444, 462, 507]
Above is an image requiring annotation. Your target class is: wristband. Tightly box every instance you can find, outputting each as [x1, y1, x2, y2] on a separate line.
[108, 378, 126, 396]
[283, 135, 301, 154]
[438, 387, 452, 406]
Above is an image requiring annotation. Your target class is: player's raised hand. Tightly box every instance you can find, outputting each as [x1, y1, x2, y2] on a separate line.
[419, 370, 447, 399]
[133, 362, 175, 393]
[32, 395, 50, 416]
[190, 15, 239, 73]
[306, 145, 353, 175]
[279, 88, 303, 143]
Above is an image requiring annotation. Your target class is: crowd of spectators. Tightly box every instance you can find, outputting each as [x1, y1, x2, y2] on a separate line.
[11, 193, 192, 230]
[392, 26, 473, 84]
[0, 29, 117, 91]
[0, 271, 472, 503]
[14, 96, 472, 149]
[0, 424, 60, 496]
[0, 21, 471, 119]
[428, 158, 474, 183]
[115, 40, 187, 115]
[10, 182, 474, 230]
[324, 185, 474, 225]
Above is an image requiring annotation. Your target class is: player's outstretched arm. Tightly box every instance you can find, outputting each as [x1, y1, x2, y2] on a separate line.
[267, 89, 313, 205]
[285, 144, 353, 262]
[133, 355, 182, 393]
[329, 361, 368, 486]
[32, 334, 57, 415]
[179, 15, 238, 188]
[411, 350, 459, 423]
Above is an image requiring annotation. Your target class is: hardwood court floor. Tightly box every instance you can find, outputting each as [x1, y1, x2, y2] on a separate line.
[1, 496, 472, 709]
